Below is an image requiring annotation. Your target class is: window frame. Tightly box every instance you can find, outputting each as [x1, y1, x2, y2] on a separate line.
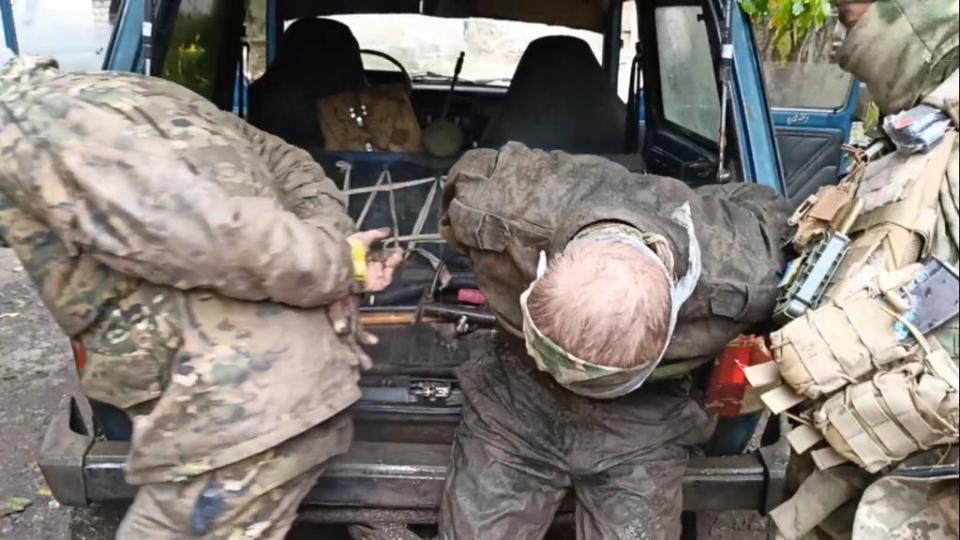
[642, 0, 723, 151]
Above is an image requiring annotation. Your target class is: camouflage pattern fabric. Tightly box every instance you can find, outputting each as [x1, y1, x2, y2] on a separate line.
[441, 142, 791, 368]
[118, 414, 352, 539]
[0, 56, 366, 535]
[519, 219, 705, 398]
[852, 469, 959, 540]
[837, 0, 958, 115]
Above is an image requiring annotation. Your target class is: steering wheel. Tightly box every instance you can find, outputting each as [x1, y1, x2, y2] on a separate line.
[360, 49, 413, 96]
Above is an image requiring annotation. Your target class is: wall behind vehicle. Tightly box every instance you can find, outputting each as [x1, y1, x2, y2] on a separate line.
[1, 0, 114, 71]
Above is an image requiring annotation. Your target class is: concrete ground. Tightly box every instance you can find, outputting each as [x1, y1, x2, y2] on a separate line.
[0, 247, 768, 539]
[0, 248, 75, 539]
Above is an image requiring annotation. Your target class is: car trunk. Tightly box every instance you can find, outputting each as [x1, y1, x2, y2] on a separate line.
[308, 150, 489, 447]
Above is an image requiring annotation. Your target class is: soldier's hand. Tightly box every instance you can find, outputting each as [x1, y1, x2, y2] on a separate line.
[348, 227, 390, 247]
[328, 294, 376, 370]
[347, 228, 404, 293]
[328, 295, 360, 336]
[365, 249, 403, 293]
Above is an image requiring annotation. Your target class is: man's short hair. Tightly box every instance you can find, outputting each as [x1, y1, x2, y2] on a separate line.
[526, 240, 672, 369]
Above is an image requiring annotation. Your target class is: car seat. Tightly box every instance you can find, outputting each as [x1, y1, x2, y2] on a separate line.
[479, 35, 627, 155]
[248, 18, 368, 147]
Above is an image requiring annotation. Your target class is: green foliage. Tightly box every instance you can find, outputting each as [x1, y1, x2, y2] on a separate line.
[862, 101, 881, 132]
[741, 0, 833, 59]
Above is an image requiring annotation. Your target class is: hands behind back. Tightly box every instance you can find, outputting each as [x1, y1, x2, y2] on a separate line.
[347, 228, 404, 293]
[330, 228, 405, 366]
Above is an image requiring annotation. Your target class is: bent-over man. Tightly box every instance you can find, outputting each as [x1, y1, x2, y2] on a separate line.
[438, 142, 791, 539]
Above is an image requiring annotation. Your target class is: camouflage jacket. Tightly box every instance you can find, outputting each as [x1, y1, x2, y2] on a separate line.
[441, 142, 791, 364]
[0, 57, 364, 484]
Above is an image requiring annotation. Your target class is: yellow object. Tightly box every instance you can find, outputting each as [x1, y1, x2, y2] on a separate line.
[348, 240, 367, 286]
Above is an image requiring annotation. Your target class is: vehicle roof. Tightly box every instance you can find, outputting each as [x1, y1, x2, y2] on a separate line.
[277, 0, 615, 32]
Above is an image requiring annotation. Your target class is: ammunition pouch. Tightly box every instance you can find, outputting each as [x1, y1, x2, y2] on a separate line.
[788, 184, 855, 250]
[813, 355, 959, 473]
[766, 265, 923, 400]
[828, 131, 957, 286]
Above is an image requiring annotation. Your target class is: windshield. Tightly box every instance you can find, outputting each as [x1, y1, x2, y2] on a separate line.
[320, 14, 604, 86]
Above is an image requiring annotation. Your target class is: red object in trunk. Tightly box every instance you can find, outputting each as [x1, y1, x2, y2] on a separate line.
[71, 340, 87, 373]
[457, 288, 487, 306]
[705, 335, 772, 417]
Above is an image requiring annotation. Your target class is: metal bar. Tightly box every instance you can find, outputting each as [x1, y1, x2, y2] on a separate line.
[1, 0, 18, 54]
[265, 0, 279, 67]
[80, 439, 774, 512]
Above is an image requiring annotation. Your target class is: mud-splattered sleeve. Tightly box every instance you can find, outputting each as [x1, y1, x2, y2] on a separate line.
[225, 114, 356, 235]
[0, 136, 355, 308]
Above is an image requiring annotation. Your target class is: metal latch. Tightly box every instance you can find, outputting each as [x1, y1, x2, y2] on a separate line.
[410, 380, 453, 401]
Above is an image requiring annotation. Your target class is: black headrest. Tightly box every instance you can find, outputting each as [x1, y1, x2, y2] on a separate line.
[271, 18, 365, 96]
[479, 36, 626, 155]
[249, 18, 367, 146]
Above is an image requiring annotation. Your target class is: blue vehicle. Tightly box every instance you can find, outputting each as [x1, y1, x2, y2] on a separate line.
[5, 0, 860, 534]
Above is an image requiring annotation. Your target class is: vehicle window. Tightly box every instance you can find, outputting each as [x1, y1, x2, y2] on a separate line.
[763, 62, 853, 109]
[754, 16, 854, 110]
[315, 14, 604, 86]
[161, 0, 236, 100]
[1, 0, 115, 71]
[654, 5, 720, 142]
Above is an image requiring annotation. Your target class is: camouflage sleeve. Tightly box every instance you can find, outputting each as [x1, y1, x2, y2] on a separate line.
[1, 140, 356, 308]
[225, 114, 356, 235]
[440, 148, 499, 253]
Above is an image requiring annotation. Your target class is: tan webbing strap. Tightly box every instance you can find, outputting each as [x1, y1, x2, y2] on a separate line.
[779, 322, 843, 393]
[761, 384, 806, 414]
[924, 349, 960, 390]
[913, 374, 957, 437]
[808, 302, 870, 380]
[787, 423, 824, 454]
[822, 394, 889, 470]
[769, 467, 867, 538]
[850, 382, 917, 458]
[875, 369, 941, 450]
[851, 205, 937, 245]
[812, 447, 850, 470]
[743, 361, 782, 387]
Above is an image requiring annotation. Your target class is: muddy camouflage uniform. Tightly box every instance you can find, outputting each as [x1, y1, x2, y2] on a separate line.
[771, 0, 959, 537]
[439, 143, 791, 539]
[0, 57, 365, 538]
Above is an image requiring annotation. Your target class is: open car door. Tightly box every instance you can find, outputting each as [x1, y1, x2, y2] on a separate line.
[765, 61, 859, 207]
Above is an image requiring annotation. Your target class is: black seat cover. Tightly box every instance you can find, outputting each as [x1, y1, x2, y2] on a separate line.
[248, 18, 366, 147]
[479, 36, 627, 155]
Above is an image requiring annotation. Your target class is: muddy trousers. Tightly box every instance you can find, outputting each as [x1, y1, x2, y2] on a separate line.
[116, 413, 352, 539]
[438, 339, 716, 540]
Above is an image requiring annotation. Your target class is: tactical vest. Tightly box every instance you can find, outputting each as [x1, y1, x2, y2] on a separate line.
[748, 131, 959, 535]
